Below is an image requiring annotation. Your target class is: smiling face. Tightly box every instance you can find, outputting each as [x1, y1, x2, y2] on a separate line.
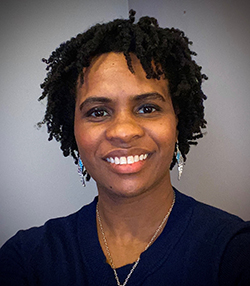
[74, 52, 178, 198]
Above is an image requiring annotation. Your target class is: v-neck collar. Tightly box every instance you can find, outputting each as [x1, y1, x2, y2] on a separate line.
[77, 189, 194, 285]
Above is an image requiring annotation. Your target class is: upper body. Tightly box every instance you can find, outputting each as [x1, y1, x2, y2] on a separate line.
[1, 10, 249, 286]
[1, 189, 250, 286]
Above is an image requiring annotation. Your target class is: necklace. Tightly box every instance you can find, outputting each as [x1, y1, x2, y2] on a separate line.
[96, 192, 175, 286]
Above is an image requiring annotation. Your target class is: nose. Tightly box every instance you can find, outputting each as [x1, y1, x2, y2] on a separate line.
[105, 112, 144, 144]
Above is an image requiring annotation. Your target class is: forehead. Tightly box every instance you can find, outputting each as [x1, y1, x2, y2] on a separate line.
[85, 52, 145, 79]
[77, 52, 169, 98]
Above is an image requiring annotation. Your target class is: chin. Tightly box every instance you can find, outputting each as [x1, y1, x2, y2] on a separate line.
[97, 180, 152, 199]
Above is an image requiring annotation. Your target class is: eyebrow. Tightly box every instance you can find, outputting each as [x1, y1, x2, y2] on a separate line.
[79, 97, 112, 111]
[133, 92, 166, 102]
[79, 92, 165, 111]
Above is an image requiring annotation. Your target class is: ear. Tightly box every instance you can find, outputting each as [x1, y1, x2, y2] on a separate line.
[172, 102, 180, 132]
[175, 114, 179, 142]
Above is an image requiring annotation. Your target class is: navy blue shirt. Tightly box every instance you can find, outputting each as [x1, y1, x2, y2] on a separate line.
[0, 190, 250, 285]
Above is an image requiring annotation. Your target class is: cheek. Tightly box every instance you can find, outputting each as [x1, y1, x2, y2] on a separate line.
[152, 118, 177, 141]
[74, 123, 92, 154]
[151, 121, 177, 159]
[74, 123, 103, 161]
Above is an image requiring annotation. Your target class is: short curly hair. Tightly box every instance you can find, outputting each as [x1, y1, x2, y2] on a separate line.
[39, 10, 207, 180]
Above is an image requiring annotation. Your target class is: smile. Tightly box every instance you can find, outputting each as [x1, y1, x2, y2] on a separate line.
[106, 154, 148, 165]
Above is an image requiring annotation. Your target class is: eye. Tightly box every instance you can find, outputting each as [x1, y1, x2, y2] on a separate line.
[86, 107, 109, 118]
[137, 104, 159, 114]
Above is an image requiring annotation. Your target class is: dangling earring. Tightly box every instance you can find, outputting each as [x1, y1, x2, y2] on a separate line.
[78, 157, 86, 187]
[176, 142, 184, 180]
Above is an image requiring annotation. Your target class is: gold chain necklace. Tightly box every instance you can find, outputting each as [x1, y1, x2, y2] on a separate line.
[96, 193, 175, 286]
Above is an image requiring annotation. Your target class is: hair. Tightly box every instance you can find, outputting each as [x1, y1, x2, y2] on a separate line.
[39, 10, 207, 181]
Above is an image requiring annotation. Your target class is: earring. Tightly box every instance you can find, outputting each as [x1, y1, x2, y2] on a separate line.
[78, 157, 86, 187]
[176, 143, 184, 180]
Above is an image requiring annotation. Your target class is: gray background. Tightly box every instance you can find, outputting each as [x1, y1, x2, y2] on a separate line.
[1, 0, 250, 247]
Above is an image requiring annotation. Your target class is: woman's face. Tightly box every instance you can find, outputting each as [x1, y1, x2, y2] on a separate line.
[74, 52, 178, 198]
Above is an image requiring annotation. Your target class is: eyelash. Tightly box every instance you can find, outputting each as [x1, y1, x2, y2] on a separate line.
[137, 104, 161, 114]
[86, 107, 110, 118]
[85, 104, 161, 120]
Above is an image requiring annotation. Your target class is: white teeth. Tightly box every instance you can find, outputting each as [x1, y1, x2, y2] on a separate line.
[120, 157, 127, 165]
[106, 154, 148, 165]
[127, 156, 134, 164]
[134, 155, 139, 162]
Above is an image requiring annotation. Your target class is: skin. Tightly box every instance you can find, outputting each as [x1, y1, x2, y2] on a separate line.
[74, 52, 178, 268]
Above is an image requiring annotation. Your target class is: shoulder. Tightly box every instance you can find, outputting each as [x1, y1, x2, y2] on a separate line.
[0, 197, 97, 263]
[175, 189, 250, 234]
[0, 198, 98, 285]
[219, 229, 250, 285]
[171, 189, 250, 284]
[173, 189, 250, 259]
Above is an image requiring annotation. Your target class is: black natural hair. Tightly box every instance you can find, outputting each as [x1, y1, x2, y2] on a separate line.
[39, 10, 207, 181]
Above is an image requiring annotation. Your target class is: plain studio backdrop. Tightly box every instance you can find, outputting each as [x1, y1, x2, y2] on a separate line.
[0, 0, 250, 247]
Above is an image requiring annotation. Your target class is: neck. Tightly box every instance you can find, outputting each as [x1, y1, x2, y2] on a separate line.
[96, 180, 175, 268]
[96, 180, 174, 239]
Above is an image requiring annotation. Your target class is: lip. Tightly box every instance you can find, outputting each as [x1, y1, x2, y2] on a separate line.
[102, 149, 153, 174]
[103, 148, 152, 162]
[103, 148, 152, 158]
[106, 154, 148, 165]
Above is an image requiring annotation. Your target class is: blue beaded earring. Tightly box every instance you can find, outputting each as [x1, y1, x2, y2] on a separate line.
[78, 158, 86, 187]
[176, 143, 184, 180]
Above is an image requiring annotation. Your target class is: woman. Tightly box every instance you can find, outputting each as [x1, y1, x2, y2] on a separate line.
[0, 10, 249, 286]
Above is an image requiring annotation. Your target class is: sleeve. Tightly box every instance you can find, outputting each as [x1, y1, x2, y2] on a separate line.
[219, 229, 250, 286]
[0, 235, 28, 286]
